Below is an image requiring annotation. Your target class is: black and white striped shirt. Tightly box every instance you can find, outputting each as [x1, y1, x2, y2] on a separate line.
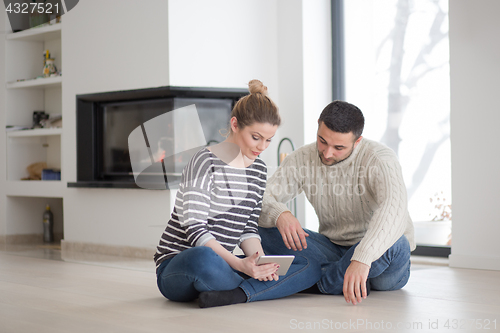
[154, 148, 267, 269]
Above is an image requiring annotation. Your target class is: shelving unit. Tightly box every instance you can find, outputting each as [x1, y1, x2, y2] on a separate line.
[7, 127, 62, 138]
[6, 76, 62, 89]
[2, 22, 64, 243]
[6, 133, 61, 181]
[5, 180, 65, 198]
[5, 22, 62, 183]
[5, 23, 61, 42]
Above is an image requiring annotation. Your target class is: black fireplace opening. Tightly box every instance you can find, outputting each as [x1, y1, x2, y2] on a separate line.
[68, 86, 248, 189]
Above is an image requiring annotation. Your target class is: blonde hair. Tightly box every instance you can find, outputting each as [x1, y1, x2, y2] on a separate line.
[224, 80, 280, 136]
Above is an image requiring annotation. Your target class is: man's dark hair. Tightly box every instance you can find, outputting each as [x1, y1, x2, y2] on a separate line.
[318, 100, 365, 140]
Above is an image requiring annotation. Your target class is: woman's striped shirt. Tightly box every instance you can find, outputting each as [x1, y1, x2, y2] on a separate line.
[154, 148, 267, 269]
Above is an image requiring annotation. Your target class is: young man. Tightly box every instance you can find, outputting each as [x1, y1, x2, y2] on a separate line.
[258, 100, 415, 305]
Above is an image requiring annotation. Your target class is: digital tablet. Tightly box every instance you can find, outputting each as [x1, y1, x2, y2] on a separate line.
[256, 255, 295, 276]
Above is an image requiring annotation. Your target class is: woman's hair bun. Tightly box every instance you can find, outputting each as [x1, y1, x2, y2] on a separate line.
[248, 79, 268, 96]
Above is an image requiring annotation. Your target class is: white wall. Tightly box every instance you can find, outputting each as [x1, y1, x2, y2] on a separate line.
[276, 0, 304, 149]
[448, 0, 500, 270]
[275, 0, 306, 224]
[273, 0, 333, 229]
[168, 0, 280, 167]
[302, 0, 332, 144]
[302, 0, 332, 230]
[168, 0, 279, 90]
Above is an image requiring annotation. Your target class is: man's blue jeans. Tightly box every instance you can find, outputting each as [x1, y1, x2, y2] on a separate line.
[156, 246, 321, 302]
[258, 227, 411, 294]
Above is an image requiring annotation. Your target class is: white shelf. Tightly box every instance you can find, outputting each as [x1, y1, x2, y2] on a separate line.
[5, 181, 64, 198]
[7, 128, 62, 138]
[6, 76, 62, 89]
[6, 23, 61, 42]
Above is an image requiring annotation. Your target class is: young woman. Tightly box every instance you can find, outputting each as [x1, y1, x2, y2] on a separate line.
[154, 80, 320, 308]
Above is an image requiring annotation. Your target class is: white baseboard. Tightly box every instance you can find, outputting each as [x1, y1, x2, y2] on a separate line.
[61, 240, 155, 260]
[0, 233, 63, 246]
[449, 254, 500, 271]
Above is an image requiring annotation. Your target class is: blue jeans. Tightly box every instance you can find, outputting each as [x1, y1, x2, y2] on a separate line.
[156, 246, 321, 302]
[258, 227, 411, 294]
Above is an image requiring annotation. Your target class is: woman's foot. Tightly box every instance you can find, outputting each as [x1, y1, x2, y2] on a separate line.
[299, 283, 322, 294]
[198, 287, 247, 308]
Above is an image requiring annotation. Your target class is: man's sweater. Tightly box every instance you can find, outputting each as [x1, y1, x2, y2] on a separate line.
[259, 138, 415, 267]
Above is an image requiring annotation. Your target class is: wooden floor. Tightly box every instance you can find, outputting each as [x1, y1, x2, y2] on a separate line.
[1, 247, 499, 333]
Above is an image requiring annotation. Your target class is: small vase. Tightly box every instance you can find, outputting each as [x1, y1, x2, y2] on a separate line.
[43, 59, 57, 77]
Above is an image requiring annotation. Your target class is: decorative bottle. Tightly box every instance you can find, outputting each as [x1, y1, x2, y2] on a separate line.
[43, 205, 54, 243]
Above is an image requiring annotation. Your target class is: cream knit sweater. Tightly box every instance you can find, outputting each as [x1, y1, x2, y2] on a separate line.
[259, 138, 415, 267]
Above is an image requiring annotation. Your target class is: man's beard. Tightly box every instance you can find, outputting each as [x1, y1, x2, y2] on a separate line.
[318, 145, 355, 166]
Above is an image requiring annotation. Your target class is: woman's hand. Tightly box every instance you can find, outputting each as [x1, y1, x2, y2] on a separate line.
[237, 252, 279, 281]
[204, 239, 278, 281]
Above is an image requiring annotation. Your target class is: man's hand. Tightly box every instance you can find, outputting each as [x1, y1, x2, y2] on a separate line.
[276, 211, 309, 251]
[343, 260, 370, 305]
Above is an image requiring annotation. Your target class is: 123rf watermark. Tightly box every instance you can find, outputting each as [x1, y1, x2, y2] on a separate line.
[3, 1, 80, 32]
[290, 318, 498, 330]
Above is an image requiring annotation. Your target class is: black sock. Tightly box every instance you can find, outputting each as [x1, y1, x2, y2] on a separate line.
[299, 283, 322, 294]
[198, 287, 247, 308]
[365, 279, 371, 296]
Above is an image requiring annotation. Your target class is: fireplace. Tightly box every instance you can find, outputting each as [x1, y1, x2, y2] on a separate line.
[67, 86, 247, 189]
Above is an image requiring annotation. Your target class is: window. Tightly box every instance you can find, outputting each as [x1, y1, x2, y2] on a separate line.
[343, 0, 451, 247]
